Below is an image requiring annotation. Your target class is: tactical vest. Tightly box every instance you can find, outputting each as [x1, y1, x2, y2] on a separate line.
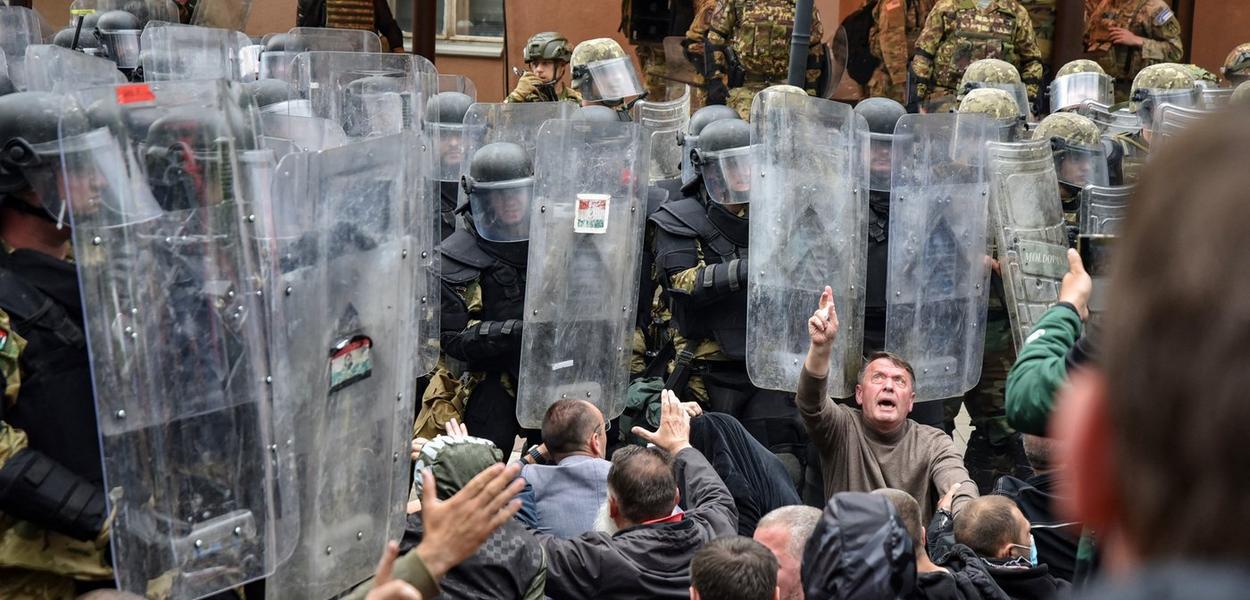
[866, 190, 891, 310]
[439, 181, 459, 242]
[935, 3, 1023, 88]
[0, 251, 101, 485]
[437, 229, 528, 347]
[733, 0, 799, 77]
[325, 0, 376, 31]
[650, 197, 750, 360]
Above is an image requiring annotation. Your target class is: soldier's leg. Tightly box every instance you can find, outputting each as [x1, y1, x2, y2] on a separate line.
[636, 43, 670, 100]
[962, 317, 1032, 494]
[727, 87, 755, 120]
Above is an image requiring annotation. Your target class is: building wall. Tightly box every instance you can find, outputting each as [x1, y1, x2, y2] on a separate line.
[1191, 2, 1250, 76]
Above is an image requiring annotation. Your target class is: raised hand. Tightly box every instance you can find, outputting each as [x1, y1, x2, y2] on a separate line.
[808, 286, 839, 348]
[630, 389, 693, 454]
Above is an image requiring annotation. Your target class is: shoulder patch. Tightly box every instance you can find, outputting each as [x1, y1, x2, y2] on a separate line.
[1154, 7, 1174, 26]
[1025, 328, 1046, 346]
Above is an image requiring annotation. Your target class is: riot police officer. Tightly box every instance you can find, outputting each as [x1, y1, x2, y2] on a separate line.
[1033, 112, 1108, 241]
[425, 91, 474, 240]
[506, 32, 581, 104]
[1223, 43, 1250, 86]
[436, 142, 537, 451]
[1049, 59, 1114, 113]
[1108, 63, 1197, 184]
[0, 91, 112, 597]
[570, 38, 648, 117]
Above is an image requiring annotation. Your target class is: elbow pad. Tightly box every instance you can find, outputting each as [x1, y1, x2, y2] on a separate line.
[0, 448, 106, 541]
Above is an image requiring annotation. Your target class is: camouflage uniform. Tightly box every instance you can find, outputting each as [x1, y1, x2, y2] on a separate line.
[1019, 0, 1056, 69]
[505, 72, 582, 104]
[0, 311, 113, 600]
[705, 0, 826, 120]
[1222, 42, 1250, 85]
[868, 0, 939, 103]
[1083, 0, 1183, 102]
[909, 0, 1045, 104]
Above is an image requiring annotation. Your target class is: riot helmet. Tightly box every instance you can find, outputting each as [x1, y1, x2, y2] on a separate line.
[680, 104, 739, 188]
[143, 111, 236, 212]
[694, 118, 751, 206]
[1222, 42, 1250, 85]
[95, 10, 142, 69]
[761, 84, 808, 96]
[0, 91, 100, 225]
[571, 38, 645, 104]
[244, 78, 296, 109]
[1050, 59, 1113, 113]
[958, 88, 1026, 141]
[572, 105, 622, 122]
[1130, 63, 1199, 127]
[425, 91, 473, 182]
[959, 58, 1029, 119]
[1032, 112, 1108, 196]
[854, 97, 906, 193]
[461, 141, 534, 242]
[341, 74, 412, 137]
[1232, 80, 1250, 105]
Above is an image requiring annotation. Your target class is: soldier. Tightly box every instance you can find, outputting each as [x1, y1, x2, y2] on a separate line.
[506, 32, 582, 104]
[0, 91, 113, 599]
[436, 142, 537, 452]
[1019, 0, 1055, 69]
[649, 117, 805, 469]
[620, 0, 716, 101]
[1049, 58, 1114, 113]
[681, 0, 721, 109]
[867, 0, 938, 103]
[908, 0, 1043, 111]
[947, 86, 1033, 493]
[1032, 112, 1108, 241]
[1106, 63, 1196, 184]
[296, 0, 406, 52]
[703, 0, 826, 119]
[958, 57, 1031, 116]
[425, 91, 475, 240]
[1223, 43, 1250, 85]
[1082, 0, 1183, 102]
[570, 38, 647, 116]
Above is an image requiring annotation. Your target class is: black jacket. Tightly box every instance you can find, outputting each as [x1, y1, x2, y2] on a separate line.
[802, 492, 917, 599]
[537, 447, 737, 600]
[985, 562, 1071, 600]
[913, 545, 1011, 600]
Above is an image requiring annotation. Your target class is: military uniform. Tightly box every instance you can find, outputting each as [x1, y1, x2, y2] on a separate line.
[505, 72, 582, 104]
[1020, 0, 1056, 69]
[910, 0, 1045, 104]
[705, 0, 826, 119]
[1083, 0, 1183, 102]
[868, 0, 938, 103]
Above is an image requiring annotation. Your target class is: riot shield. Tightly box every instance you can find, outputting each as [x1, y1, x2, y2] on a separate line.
[283, 26, 382, 52]
[78, 0, 180, 70]
[1078, 183, 1132, 236]
[65, 79, 295, 598]
[140, 22, 252, 81]
[260, 49, 296, 80]
[818, 27, 849, 99]
[239, 43, 264, 80]
[662, 36, 701, 86]
[885, 113, 994, 401]
[23, 44, 124, 92]
[0, 5, 42, 90]
[988, 139, 1068, 350]
[746, 91, 868, 395]
[191, 0, 255, 30]
[287, 51, 437, 138]
[1151, 103, 1212, 149]
[438, 73, 477, 99]
[261, 112, 349, 155]
[1049, 72, 1113, 113]
[261, 134, 423, 599]
[1077, 100, 1141, 135]
[517, 119, 649, 427]
[633, 84, 691, 182]
[1202, 86, 1234, 109]
[458, 101, 578, 209]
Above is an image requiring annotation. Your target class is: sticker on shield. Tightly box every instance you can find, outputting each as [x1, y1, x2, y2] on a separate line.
[574, 193, 611, 234]
[329, 335, 374, 392]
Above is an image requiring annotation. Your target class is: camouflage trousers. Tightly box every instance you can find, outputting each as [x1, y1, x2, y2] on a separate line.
[0, 516, 113, 600]
[636, 42, 708, 109]
[727, 84, 769, 120]
[944, 316, 1032, 493]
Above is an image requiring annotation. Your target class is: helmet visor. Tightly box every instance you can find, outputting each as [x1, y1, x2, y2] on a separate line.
[1052, 140, 1109, 190]
[1050, 72, 1113, 113]
[868, 132, 893, 192]
[700, 145, 752, 205]
[467, 176, 534, 242]
[1135, 87, 1201, 126]
[98, 29, 141, 69]
[429, 122, 466, 182]
[582, 57, 644, 101]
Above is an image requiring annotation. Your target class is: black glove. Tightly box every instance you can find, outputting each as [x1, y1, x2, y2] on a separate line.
[707, 78, 729, 106]
[0, 448, 106, 541]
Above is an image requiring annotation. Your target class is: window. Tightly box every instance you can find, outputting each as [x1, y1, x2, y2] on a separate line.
[393, 0, 504, 41]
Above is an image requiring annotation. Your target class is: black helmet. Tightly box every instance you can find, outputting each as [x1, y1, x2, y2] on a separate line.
[0, 91, 92, 221]
[688, 104, 740, 137]
[462, 141, 534, 243]
[854, 97, 906, 136]
[244, 79, 295, 109]
[95, 10, 140, 31]
[342, 75, 411, 136]
[467, 141, 532, 183]
[264, 33, 291, 52]
[424, 91, 473, 125]
[694, 119, 752, 205]
[572, 105, 621, 122]
[697, 118, 750, 154]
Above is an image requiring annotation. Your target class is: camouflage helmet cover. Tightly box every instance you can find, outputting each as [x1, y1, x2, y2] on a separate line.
[1222, 43, 1250, 83]
[1181, 63, 1219, 84]
[958, 87, 1022, 120]
[1131, 63, 1196, 95]
[1056, 59, 1106, 78]
[960, 58, 1021, 92]
[524, 31, 572, 63]
[571, 37, 628, 67]
[1032, 112, 1101, 146]
[761, 84, 807, 96]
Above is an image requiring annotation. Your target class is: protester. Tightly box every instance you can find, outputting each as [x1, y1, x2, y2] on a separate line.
[801, 492, 916, 598]
[954, 496, 1071, 600]
[689, 412, 802, 536]
[753, 505, 821, 600]
[994, 436, 1082, 582]
[516, 399, 612, 538]
[797, 286, 978, 520]
[689, 536, 781, 600]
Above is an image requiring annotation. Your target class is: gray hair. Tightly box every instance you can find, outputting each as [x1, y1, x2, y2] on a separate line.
[756, 505, 822, 559]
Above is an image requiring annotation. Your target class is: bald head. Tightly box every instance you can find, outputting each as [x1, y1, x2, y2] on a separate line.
[954, 495, 1030, 559]
[542, 398, 605, 459]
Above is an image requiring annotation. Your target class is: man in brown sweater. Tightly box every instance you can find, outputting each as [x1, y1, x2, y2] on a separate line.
[798, 286, 978, 521]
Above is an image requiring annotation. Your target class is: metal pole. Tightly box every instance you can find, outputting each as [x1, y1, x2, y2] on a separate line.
[412, 0, 436, 64]
[787, 0, 815, 87]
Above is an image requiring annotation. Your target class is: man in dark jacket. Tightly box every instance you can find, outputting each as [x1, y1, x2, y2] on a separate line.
[954, 496, 1071, 600]
[536, 390, 738, 600]
[801, 492, 916, 599]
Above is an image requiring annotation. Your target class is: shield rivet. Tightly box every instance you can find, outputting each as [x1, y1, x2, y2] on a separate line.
[285, 286, 293, 296]
[402, 249, 409, 258]
[540, 206, 546, 213]
[265, 376, 273, 384]
[195, 539, 203, 549]
[586, 391, 592, 398]
[233, 527, 242, 536]
[393, 452, 399, 462]
[91, 236, 102, 245]
[247, 214, 256, 223]
[357, 531, 364, 540]
[115, 410, 126, 419]
[421, 251, 429, 259]
[325, 546, 333, 555]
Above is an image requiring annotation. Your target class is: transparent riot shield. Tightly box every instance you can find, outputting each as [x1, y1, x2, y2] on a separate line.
[140, 22, 252, 81]
[517, 119, 650, 427]
[1077, 100, 1141, 135]
[65, 79, 295, 598]
[818, 27, 850, 99]
[458, 101, 578, 209]
[1151, 103, 1212, 150]
[76, 0, 180, 70]
[988, 139, 1069, 351]
[283, 26, 382, 53]
[260, 112, 349, 155]
[438, 73, 477, 99]
[191, 0, 255, 30]
[885, 113, 994, 401]
[0, 5, 43, 90]
[1202, 86, 1234, 109]
[23, 44, 124, 92]
[633, 84, 691, 182]
[261, 133, 422, 599]
[287, 51, 437, 138]
[1049, 72, 1113, 113]
[1078, 183, 1132, 236]
[746, 91, 868, 395]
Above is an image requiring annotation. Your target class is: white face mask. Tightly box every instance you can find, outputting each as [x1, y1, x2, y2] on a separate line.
[976, 0, 992, 8]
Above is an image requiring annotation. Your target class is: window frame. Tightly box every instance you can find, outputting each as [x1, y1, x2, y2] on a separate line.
[390, 0, 505, 56]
